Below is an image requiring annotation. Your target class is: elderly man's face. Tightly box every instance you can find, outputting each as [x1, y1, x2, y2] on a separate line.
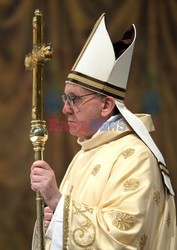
[62, 83, 105, 140]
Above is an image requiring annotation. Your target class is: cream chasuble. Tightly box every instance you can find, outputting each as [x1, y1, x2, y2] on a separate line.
[32, 114, 176, 250]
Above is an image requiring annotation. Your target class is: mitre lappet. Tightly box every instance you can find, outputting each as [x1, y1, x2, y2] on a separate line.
[66, 13, 174, 196]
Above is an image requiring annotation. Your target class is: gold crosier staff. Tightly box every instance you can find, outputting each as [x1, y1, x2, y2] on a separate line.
[25, 9, 52, 250]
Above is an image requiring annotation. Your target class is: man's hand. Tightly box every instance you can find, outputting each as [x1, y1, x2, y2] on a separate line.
[30, 160, 61, 211]
[44, 206, 53, 229]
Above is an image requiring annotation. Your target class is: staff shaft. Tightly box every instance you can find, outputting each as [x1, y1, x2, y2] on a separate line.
[25, 9, 52, 250]
[32, 10, 45, 250]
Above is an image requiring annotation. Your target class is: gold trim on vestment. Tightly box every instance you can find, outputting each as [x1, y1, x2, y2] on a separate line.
[153, 191, 160, 206]
[124, 178, 139, 191]
[72, 202, 96, 248]
[121, 148, 135, 159]
[112, 211, 134, 231]
[139, 233, 148, 249]
[63, 195, 71, 250]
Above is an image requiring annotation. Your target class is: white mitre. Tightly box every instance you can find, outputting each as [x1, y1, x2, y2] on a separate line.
[66, 13, 174, 195]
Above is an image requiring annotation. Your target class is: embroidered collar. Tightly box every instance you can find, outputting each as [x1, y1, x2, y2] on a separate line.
[78, 114, 155, 151]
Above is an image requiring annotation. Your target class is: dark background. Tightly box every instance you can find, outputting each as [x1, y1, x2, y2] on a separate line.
[0, 0, 176, 249]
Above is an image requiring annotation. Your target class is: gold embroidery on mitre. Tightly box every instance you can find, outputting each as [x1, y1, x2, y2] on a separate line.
[153, 191, 160, 205]
[72, 202, 96, 248]
[112, 211, 134, 231]
[121, 148, 135, 159]
[139, 233, 148, 250]
[91, 164, 101, 176]
[124, 178, 139, 191]
[167, 213, 171, 227]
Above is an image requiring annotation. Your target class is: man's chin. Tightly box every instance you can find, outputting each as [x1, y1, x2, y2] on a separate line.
[68, 125, 79, 136]
[69, 128, 78, 135]
[68, 121, 82, 135]
[67, 120, 89, 139]
[68, 123, 78, 132]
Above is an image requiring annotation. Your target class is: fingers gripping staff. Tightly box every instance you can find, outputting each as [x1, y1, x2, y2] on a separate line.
[25, 9, 52, 250]
[30, 160, 60, 211]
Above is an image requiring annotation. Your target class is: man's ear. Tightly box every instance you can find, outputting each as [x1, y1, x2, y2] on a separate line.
[101, 96, 115, 118]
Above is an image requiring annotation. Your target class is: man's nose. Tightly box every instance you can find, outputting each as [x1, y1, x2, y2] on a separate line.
[62, 101, 73, 114]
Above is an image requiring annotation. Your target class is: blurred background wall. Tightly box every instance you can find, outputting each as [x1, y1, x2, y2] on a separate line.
[0, 0, 176, 249]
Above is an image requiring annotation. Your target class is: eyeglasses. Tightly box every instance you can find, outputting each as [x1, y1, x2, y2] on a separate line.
[62, 93, 97, 107]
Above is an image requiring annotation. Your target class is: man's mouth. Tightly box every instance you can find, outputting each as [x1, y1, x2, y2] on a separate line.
[68, 120, 77, 126]
[68, 120, 76, 123]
